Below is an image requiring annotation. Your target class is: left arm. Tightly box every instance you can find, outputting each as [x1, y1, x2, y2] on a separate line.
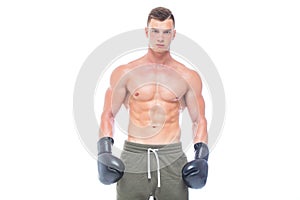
[184, 70, 208, 144]
[182, 70, 209, 189]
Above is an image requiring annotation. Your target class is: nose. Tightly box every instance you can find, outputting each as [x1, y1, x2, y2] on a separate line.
[157, 35, 164, 42]
[156, 32, 164, 42]
[157, 38, 164, 43]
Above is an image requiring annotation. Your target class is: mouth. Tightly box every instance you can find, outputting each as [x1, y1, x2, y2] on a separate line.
[156, 44, 165, 48]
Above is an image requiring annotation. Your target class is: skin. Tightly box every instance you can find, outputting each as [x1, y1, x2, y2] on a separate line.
[99, 19, 208, 145]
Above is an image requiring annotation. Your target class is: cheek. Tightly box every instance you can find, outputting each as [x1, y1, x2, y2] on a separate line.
[165, 37, 173, 44]
[148, 36, 156, 44]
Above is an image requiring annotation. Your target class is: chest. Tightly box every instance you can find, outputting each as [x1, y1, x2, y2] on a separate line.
[126, 65, 188, 102]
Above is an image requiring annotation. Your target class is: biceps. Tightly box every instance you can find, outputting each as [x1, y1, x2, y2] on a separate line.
[111, 86, 127, 115]
[185, 90, 205, 122]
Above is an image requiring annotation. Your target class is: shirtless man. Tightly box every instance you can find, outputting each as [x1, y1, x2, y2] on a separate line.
[97, 7, 209, 200]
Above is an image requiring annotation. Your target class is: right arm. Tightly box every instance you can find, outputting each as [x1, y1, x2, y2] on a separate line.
[97, 66, 128, 185]
[99, 65, 128, 139]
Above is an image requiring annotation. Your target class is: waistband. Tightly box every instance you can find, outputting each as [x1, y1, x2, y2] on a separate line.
[123, 140, 183, 155]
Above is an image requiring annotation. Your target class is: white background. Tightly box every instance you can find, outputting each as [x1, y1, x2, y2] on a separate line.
[1, 0, 299, 199]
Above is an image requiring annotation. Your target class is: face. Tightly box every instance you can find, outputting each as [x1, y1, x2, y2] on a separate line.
[145, 19, 176, 53]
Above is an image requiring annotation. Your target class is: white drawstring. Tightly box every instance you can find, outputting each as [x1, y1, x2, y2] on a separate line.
[147, 148, 161, 188]
[149, 196, 154, 200]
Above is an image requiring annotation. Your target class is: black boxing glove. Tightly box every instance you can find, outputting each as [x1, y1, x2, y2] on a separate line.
[97, 137, 125, 185]
[182, 142, 209, 189]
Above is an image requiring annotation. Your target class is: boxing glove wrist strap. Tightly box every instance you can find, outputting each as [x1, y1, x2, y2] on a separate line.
[194, 142, 209, 161]
[97, 137, 114, 154]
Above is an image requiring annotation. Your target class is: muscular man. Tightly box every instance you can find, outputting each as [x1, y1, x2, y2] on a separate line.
[97, 7, 209, 200]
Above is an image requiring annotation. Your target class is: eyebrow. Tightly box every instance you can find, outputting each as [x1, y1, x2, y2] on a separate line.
[149, 28, 173, 31]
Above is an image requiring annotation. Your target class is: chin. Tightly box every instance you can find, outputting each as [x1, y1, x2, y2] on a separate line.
[151, 47, 169, 53]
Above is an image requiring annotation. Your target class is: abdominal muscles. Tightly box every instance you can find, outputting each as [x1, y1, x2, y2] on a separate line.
[127, 84, 183, 144]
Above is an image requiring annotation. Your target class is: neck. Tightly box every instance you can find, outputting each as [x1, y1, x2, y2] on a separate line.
[145, 48, 172, 65]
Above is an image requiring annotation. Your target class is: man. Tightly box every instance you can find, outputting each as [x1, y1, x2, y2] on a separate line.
[97, 7, 209, 200]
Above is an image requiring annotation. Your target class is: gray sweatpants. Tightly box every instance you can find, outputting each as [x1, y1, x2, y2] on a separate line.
[117, 141, 188, 200]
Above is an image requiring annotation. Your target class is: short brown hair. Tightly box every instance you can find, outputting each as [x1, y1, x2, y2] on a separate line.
[147, 7, 175, 27]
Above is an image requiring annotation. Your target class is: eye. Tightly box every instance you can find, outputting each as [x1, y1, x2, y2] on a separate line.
[163, 30, 172, 35]
[151, 29, 159, 33]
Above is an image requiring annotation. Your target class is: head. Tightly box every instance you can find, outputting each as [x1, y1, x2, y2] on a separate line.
[145, 7, 176, 53]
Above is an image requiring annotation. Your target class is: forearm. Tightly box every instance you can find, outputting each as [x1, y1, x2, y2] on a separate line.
[192, 118, 208, 144]
[99, 111, 114, 138]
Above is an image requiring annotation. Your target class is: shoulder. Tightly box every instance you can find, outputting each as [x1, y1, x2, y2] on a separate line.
[187, 69, 202, 83]
[172, 60, 202, 81]
[111, 64, 129, 78]
[110, 64, 131, 87]
[171, 60, 202, 92]
[110, 57, 144, 87]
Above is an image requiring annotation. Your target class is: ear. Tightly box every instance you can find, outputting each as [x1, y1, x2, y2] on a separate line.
[145, 27, 149, 38]
[172, 29, 176, 40]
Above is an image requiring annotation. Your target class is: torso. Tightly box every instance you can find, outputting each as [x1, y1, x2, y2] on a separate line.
[120, 57, 192, 144]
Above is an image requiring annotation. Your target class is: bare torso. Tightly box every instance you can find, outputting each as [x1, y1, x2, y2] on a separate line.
[100, 51, 207, 145]
[120, 58, 191, 144]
